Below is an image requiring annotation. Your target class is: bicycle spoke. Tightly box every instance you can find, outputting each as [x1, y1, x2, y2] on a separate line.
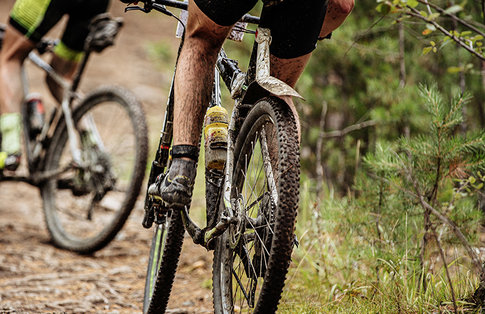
[232, 267, 253, 308]
[260, 126, 278, 205]
[110, 186, 128, 193]
[232, 127, 276, 303]
[234, 239, 259, 308]
[87, 194, 98, 220]
[244, 194, 265, 216]
[245, 221, 270, 256]
[241, 136, 265, 210]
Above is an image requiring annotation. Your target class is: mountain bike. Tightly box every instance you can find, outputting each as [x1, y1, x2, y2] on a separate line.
[123, 1, 301, 312]
[0, 14, 149, 254]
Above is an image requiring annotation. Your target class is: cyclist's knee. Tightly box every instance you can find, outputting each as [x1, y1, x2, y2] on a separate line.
[330, 0, 355, 16]
[0, 26, 35, 63]
[319, 0, 354, 38]
[270, 53, 312, 87]
[185, 0, 232, 51]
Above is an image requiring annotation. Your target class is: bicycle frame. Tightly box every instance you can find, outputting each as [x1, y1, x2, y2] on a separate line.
[3, 37, 102, 184]
[135, 0, 301, 248]
[22, 51, 102, 185]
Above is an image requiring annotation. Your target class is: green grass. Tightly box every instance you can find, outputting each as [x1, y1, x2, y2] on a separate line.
[278, 176, 483, 313]
[143, 133, 483, 313]
[186, 159, 482, 313]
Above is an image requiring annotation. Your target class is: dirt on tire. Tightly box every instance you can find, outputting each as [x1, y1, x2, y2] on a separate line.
[0, 1, 212, 312]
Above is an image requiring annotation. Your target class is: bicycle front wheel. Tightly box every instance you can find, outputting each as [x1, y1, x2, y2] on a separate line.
[41, 86, 148, 253]
[213, 97, 300, 313]
[143, 209, 185, 314]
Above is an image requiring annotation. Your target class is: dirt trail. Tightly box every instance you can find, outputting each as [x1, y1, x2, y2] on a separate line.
[0, 1, 212, 312]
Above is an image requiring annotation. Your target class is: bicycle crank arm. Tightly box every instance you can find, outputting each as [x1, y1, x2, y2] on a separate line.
[33, 164, 74, 184]
[180, 206, 205, 246]
[180, 206, 238, 249]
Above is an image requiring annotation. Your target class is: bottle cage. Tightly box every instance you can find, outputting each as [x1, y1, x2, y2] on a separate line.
[85, 13, 124, 53]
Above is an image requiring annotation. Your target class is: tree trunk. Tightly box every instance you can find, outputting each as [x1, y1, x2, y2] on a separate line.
[480, 61, 485, 127]
[399, 21, 406, 88]
[316, 102, 327, 198]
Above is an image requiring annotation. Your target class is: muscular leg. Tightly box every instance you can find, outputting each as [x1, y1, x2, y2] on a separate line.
[270, 53, 312, 140]
[0, 25, 78, 169]
[173, 9, 310, 145]
[172, 0, 351, 145]
[173, 0, 233, 147]
[0, 26, 34, 167]
[269, 0, 354, 139]
[160, 0, 339, 206]
[46, 54, 78, 104]
[0, 28, 79, 110]
[156, 0, 233, 206]
[0, 25, 35, 114]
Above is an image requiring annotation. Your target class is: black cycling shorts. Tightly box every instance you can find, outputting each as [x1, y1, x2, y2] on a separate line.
[9, 0, 109, 60]
[193, 0, 327, 59]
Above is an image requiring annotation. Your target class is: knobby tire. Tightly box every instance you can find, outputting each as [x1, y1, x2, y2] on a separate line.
[143, 209, 185, 314]
[41, 86, 148, 253]
[212, 96, 300, 313]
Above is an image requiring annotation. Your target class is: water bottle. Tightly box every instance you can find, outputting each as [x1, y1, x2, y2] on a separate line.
[26, 93, 45, 138]
[204, 106, 228, 171]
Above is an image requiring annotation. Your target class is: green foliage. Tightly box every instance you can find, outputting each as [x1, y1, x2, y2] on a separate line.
[282, 86, 484, 311]
[365, 85, 485, 196]
[363, 85, 484, 301]
[282, 177, 481, 312]
[374, 0, 485, 59]
[298, 0, 485, 194]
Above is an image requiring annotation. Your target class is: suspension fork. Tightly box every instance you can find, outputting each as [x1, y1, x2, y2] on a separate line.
[141, 71, 175, 229]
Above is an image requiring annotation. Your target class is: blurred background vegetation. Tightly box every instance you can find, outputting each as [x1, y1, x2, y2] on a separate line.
[285, 0, 485, 311]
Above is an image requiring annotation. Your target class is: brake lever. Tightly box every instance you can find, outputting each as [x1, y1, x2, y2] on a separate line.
[124, 2, 178, 21]
[124, 5, 151, 13]
[152, 4, 174, 17]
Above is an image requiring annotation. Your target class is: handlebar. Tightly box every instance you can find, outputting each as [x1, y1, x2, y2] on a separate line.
[122, 0, 260, 24]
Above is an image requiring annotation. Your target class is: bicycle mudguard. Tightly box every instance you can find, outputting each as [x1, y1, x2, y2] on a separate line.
[241, 81, 271, 106]
[239, 28, 303, 105]
[254, 28, 303, 99]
